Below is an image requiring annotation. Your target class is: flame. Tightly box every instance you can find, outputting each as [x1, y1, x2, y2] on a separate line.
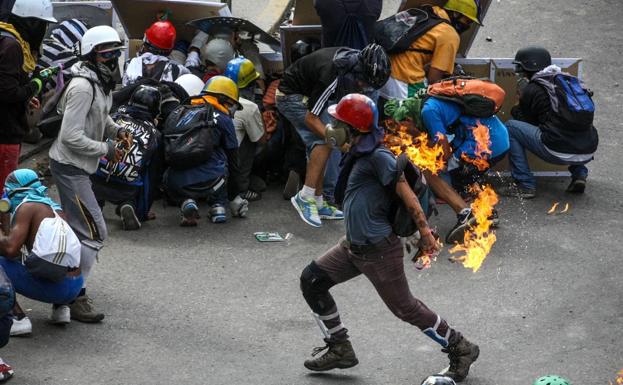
[461, 121, 493, 172]
[414, 255, 433, 271]
[384, 121, 446, 175]
[547, 202, 560, 214]
[560, 203, 570, 213]
[449, 184, 499, 272]
[609, 369, 623, 385]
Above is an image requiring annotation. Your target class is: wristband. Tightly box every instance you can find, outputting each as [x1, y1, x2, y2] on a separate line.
[31, 78, 43, 95]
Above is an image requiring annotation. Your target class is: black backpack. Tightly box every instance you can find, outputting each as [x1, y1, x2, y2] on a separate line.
[162, 102, 216, 169]
[374, 6, 447, 55]
[37, 76, 96, 138]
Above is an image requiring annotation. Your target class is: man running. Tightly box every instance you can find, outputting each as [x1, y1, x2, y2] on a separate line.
[299, 94, 479, 382]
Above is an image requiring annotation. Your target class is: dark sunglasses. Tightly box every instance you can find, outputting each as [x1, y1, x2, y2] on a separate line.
[97, 49, 122, 59]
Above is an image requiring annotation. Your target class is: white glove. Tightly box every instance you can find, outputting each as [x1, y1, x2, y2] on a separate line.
[190, 31, 209, 50]
[229, 195, 249, 218]
[185, 51, 201, 68]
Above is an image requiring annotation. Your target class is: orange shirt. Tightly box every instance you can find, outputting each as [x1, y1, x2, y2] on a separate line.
[389, 7, 460, 84]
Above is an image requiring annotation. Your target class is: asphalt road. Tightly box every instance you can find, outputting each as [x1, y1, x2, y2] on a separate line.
[5, 1, 623, 384]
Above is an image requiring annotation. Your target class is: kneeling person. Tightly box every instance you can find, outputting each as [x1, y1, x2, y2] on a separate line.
[163, 76, 248, 226]
[299, 94, 479, 382]
[92, 85, 161, 230]
[0, 169, 82, 332]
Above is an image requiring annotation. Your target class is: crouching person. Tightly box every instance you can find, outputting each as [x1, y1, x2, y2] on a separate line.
[92, 85, 162, 230]
[0, 266, 15, 381]
[162, 76, 249, 226]
[0, 169, 82, 335]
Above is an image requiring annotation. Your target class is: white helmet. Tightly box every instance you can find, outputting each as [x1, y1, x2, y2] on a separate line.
[174, 74, 205, 97]
[200, 38, 235, 72]
[80, 25, 124, 56]
[11, 0, 57, 23]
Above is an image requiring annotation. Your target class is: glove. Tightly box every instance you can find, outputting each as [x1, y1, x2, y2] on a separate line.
[229, 195, 249, 218]
[185, 51, 201, 68]
[190, 31, 209, 50]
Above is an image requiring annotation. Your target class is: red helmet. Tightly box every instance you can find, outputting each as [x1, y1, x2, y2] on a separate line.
[144, 20, 176, 50]
[328, 94, 378, 133]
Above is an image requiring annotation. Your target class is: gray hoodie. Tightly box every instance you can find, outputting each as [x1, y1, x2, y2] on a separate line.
[49, 62, 118, 174]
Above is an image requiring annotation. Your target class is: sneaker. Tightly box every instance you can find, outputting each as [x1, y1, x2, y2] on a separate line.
[69, 295, 104, 323]
[489, 208, 500, 228]
[10, 316, 32, 336]
[566, 177, 586, 194]
[119, 204, 141, 231]
[291, 192, 321, 227]
[441, 336, 480, 382]
[499, 182, 536, 199]
[208, 204, 227, 224]
[318, 201, 344, 220]
[50, 305, 70, 325]
[304, 339, 359, 372]
[283, 170, 301, 200]
[445, 209, 477, 244]
[0, 358, 14, 382]
[180, 199, 199, 227]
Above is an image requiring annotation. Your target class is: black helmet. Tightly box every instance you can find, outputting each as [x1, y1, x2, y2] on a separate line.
[358, 43, 391, 89]
[420, 375, 457, 385]
[290, 37, 321, 63]
[513, 46, 552, 72]
[129, 85, 162, 118]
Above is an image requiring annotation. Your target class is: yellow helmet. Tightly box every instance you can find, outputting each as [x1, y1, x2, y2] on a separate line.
[224, 57, 260, 89]
[444, 0, 482, 25]
[202, 75, 242, 108]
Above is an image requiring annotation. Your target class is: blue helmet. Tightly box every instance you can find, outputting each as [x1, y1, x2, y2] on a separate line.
[224, 57, 260, 89]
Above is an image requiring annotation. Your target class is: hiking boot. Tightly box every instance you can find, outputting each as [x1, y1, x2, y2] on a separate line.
[69, 295, 105, 323]
[119, 204, 141, 231]
[318, 201, 344, 220]
[291, 192, 321, 227]
[499, 183, 536, 199]
[283, 170, 301, 200]
[566, 177, 586, 194]
[441, 336, 479, 382]
[445, 209, 477, 245]
[50, 305, 70, 325]
[304, 339, 359, 372]
[9, 316, 32, 336]
[180, 199, 199, 227]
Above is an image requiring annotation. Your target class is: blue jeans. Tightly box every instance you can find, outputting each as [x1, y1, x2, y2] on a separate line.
[276, 94, 341, 200]
[0, 257, 83, 304]
[506, 120, 590, 190]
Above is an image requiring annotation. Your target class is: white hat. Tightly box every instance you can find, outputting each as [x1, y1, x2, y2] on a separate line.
[81, 25, 124, 56]
[174, 74, 205, 97]
[200, 38, 235, 72]
[11, 0, 57, 23]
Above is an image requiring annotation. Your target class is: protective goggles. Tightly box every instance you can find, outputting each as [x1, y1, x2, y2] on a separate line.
[97, 49, 122, 59]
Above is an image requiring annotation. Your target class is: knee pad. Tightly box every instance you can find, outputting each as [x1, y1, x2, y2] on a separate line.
[300, 261, 336, 314]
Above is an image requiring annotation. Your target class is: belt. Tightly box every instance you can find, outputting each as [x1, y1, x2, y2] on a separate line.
[66, 267, 81, 277]
[345, 234, 398, 255]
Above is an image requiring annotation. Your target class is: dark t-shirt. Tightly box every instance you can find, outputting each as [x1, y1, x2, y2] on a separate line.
[278, 47, 340, 116]
[314, 0, 383, 48]
[344, 148, 397, 245]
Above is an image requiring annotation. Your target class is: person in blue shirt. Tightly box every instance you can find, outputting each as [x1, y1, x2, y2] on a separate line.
[163, 76, 249, 226]
[420, 96, 509, 244]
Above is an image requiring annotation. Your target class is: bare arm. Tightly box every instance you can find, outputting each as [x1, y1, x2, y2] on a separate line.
[427, 67, 451, 85]
[395, 174, 440, 253]
[304, 111, 328, 138]
[0, 206, 33, 259]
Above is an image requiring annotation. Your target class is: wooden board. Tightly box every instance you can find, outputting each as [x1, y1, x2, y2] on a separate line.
[49, 1, 113, 38]
[111, 0, 230, 43]
[279, 24, 322, 69]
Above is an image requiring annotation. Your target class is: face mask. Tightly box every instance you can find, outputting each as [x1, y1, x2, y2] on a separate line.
[450, 18, 471, 35]
[325, 121, 352, 149]
[227, 105, 238, 117]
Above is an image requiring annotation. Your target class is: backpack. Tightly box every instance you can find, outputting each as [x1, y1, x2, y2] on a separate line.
[162, 102, 216, 169]
[533, 73, 595, 132]
[37, 76, 96, 138]
[333, 0, 370, 50]
[95, 113, 159, 185]
[374, 6, 447, 54]
[427, 77, 506, 118]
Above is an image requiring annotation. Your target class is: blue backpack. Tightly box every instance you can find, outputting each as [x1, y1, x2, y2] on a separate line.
[542, 73, 595, 132]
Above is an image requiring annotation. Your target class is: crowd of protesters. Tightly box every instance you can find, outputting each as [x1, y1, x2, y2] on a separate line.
[0, 0, 598, 383]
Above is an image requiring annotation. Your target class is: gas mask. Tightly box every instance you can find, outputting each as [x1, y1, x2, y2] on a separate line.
[325, 121, 353, 149]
